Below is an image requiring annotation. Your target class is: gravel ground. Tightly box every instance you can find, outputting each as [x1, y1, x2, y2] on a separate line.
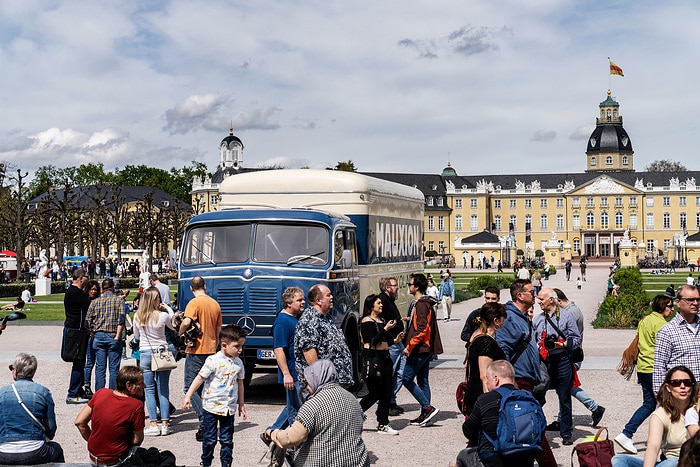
[0, 263, 645, 466]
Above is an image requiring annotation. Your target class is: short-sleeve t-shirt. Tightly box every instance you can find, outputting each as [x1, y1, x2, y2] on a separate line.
[87, 388, 144, 460]
[184, 294, 222, 355]
[199, 351, 245, 416]
[272, 312, 298, 384]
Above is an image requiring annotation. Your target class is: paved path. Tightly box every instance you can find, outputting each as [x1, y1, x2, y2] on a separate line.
[0, 263, 648, 466]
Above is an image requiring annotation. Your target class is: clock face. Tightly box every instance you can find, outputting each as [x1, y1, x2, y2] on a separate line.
[590, 137, 597, 147]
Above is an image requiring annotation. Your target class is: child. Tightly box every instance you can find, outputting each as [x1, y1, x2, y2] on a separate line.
[183, 325, 248, 467]
[576, 277, 583, 290]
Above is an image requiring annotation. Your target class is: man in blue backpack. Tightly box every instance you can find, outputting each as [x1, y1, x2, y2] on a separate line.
[457, 360, 545, 467]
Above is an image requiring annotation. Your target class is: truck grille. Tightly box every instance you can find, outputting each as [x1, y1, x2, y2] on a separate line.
[216, 287, 278, 314]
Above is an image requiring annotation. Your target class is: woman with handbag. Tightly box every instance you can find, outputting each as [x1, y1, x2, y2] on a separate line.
[463, 302, 506, 416]
[612, 365, 696, 467]
[616, 295, 675, 454]
[359, 294, 402, 435]
[133, 286, 176, 436]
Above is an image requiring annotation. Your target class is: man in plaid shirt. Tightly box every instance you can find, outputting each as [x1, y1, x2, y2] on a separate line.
[86, 278, 126, 391]
[652, 284, 700, 393]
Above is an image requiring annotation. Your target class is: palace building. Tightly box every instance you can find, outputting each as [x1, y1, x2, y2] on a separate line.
[194, 91, 700, 266]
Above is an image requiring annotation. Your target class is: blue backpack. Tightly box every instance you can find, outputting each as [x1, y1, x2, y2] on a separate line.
[481, 387, 547, 460]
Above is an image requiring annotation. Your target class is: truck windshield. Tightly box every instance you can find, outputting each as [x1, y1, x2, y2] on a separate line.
[253, 223, 329, 265]
[182, 224, 252, 265]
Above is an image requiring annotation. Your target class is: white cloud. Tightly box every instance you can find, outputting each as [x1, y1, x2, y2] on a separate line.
[0, 0, 699, 178]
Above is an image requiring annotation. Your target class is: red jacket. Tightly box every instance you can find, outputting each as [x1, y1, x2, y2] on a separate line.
[404, 295, 443, 355]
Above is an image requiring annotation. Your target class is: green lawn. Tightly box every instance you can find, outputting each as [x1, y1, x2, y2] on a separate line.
[641, 271, 695, 296]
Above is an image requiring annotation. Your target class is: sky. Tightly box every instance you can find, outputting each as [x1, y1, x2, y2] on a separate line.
[1, 0, 699, 181]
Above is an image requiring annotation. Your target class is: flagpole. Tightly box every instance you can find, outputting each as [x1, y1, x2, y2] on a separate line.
[607, 56, 611, 94]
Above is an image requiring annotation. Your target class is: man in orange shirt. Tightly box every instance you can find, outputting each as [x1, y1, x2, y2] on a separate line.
[179, 276, 222, 442]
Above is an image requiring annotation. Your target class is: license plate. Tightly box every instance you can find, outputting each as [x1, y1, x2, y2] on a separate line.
[257, 349, 275, 360]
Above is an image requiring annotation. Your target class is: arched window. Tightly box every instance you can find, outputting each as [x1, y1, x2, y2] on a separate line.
[606, 156, 613, 165]
[600, 212, 609, 228]
[615, 212, 623, 228]
[586, 212, 595, 228]
[590, 156, 597, 166]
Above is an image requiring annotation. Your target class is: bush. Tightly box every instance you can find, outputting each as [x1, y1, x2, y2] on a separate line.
[460, 275, 514, 301]
[594, 267, 649, 328]
[425, 250, 437, 258]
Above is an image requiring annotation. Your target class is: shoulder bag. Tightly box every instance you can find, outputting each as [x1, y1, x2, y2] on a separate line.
[143, 328, 177, 372]
[571, 426, 615, 467]
[11, 383, 48, 441]
[545, 312, 584, 364]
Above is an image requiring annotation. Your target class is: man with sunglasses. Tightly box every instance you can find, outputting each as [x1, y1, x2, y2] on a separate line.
[495, 279, 558, 467]
[653, 285, 700, 394]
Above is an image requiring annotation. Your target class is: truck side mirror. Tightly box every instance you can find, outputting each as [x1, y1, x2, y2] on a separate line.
[340, 249, 353, 268]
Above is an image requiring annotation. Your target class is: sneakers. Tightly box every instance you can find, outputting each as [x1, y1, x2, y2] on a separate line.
[420, 406, 439, 426]
[410, 406, 440, 426]
[66, 396, 90, 404]
[377, 424, 399, 435]
[80, 385, 94, 399]
[444, 317, 450, 322]
[562, 437, 574, 446]
[144, 425, 161, 436]
[545, 420, 560, 432]
[160, 425, 170, 436]
[591, 405, 606, 427]
[614, 433, 638, 454]
[388, 403, 404, 416]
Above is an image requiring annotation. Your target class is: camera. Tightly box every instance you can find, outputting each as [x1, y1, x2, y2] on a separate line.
[544, 334, 558, 350]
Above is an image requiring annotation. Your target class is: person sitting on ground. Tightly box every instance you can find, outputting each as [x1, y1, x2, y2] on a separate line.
[74, 366, 145, 466]
[457, 360, 539, 467]
[612, 365, 696, 467]
[21, 287, 34, 304]
[1, 297, 24, 311]
[270, 359, 370, 467]
[0, 353, 64, 465]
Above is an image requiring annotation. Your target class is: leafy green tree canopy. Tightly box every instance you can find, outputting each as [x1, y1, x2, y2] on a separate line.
[644, 159, 687, 172]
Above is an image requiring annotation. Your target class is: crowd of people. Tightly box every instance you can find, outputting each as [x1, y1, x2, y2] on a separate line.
[7, 265, 700, 466]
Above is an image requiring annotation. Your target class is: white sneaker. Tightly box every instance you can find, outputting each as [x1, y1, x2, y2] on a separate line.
[161, 425, 170, 436]
[144, 425, 161, 436]
[377, 424, 399, 435]
[614, 433, 637, 454]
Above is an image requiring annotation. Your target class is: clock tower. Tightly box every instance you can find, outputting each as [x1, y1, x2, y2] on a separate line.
[585, 90, 634, 172]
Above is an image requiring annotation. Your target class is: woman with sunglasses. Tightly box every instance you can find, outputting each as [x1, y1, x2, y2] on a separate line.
[616, 295, 676, 454]
[612, 365, 696, 467]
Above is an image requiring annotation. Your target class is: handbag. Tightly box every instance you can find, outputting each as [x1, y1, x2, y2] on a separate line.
[61, 329, 89, 362]
[362, 353, 382, 381]
[151, 345, 177, 372]
[571, 426, 615, 467]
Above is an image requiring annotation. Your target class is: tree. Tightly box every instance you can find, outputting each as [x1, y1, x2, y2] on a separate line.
[645, 159, 687, 172]
[334, 160, 357, 172]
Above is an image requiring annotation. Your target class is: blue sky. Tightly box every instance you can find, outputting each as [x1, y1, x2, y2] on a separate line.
[1, 0, 699, 178]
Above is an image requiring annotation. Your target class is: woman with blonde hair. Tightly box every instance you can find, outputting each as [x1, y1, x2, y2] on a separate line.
[133, 286, 175, 436]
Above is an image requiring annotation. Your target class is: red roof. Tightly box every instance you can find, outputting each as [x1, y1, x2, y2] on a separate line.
[0, 250, 17, 257]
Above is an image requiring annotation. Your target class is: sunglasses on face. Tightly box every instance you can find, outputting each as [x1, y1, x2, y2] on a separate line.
[669, 379, 693, 388]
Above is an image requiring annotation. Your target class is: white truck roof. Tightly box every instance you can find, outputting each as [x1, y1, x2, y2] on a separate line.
[218, 169, 424, 215]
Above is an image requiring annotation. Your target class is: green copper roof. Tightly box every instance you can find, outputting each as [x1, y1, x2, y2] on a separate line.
[599, 95, 619, 107]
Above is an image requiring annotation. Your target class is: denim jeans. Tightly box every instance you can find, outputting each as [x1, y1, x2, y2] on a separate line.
[93, 331, 123, 390]
[140, 349, 171, 422]
[402, 352, 432, 409]
[623, 372, 656, 438]
[388, 342, 405, 404]
[84, 335, 96, 388]
[184, 353, 210, 423]
[201, 411, 234, 467]
[268, 382, 301, 430]
[0, 441, 64, 464]
[572, 387, 598, 412]
[611, 454, 678, 467]
[65, 327, 86, 398]
[548, 353, 573, 438]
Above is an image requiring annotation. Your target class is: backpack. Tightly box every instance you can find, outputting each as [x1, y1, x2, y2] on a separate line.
[480, 387, 547, 460]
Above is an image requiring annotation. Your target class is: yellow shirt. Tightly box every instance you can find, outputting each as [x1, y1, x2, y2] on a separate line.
[637, 312, 668, 374]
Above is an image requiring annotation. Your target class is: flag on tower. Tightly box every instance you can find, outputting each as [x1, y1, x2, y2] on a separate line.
[609, 60, 624, 76]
